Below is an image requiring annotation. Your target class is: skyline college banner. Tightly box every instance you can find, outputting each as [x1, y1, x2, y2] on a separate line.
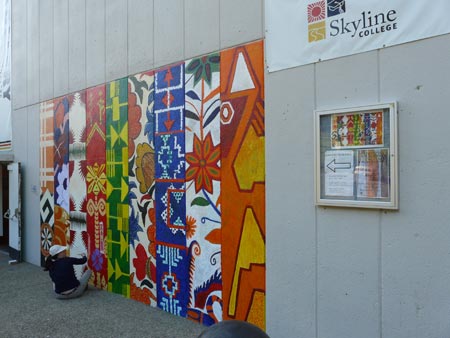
[266, 0, 450, 72]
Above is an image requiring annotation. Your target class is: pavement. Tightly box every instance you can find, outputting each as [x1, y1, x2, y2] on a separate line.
[0, 250, 205, 338]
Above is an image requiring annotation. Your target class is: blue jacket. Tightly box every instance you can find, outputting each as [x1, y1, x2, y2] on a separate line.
[49, 256, 87, 293]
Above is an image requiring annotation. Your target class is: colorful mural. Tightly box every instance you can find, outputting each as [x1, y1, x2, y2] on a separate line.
[185, 53, 223, 325]
[40, 100, 54, 265]
[86, 85, 108, 289]
[220, 40, 266, 329]
[39, 40, 265, 329]
[154, 63, 189, 316]
[53, 96, 70, 248]
[128, 71, 157, 305]
[68, 91, 88, 279]
[106, 78, 130, 296]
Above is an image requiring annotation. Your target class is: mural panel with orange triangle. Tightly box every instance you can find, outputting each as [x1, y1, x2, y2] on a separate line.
[220, 40, 266, 330]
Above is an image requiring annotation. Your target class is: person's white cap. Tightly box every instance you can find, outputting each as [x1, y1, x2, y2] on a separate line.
[49, 245, 67, 257]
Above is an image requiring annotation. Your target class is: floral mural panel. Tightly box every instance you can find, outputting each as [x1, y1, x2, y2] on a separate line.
[128, 71, 157, 305]
[220, 40, 266, 329]
[86, 84, 108, 289]
[154, 64, 189, 316]
[184, 53, 223, 326]
[40, 100, 55, 266]
[106, 78, 130, 297]
[68, 91, 88, 279]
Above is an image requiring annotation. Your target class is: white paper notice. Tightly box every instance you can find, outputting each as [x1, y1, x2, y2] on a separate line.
[324, 150, 354, 197]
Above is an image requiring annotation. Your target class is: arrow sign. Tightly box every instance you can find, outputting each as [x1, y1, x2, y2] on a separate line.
[324, 150, 354, 197]
[326, 159, 352, 172]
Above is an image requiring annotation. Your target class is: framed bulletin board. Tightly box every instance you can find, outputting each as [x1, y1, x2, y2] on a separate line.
[314, 102, 398, 209]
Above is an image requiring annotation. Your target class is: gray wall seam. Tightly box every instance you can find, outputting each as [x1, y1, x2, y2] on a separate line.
[377, 50, 381, 103]
[218, 0, 221, 51]
[37, 0, 41, 106]
[51, 0, 54, 100]
[104, 0, 106, 85]
[153, 0, 155, 72]
[378, 211, 383, 338]
[377, 49, 383, 338]
[67, 0, 71, 92]
[84, 0, 87, 93]
[26, 0, 28, 109]
[67, 0, 69, 94]
[126, 0, 128, 76]
[313, 62, 318, 338]
[52, 0, 55, 98]
[183, 0, 186, 63]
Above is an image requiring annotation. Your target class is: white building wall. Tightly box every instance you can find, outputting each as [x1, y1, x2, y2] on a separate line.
[266, 34, 450, 338]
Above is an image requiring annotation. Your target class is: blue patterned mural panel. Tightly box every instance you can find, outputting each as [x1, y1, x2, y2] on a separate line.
[154, 63, 188, 316]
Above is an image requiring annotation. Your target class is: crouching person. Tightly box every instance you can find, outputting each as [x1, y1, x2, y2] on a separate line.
[44, 245, 92, 299]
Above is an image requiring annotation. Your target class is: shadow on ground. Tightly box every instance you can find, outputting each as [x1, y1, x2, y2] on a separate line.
[0, 252, 205, 338]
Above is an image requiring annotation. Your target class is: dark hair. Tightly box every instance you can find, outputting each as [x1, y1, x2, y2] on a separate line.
[43, 255, 57, 271]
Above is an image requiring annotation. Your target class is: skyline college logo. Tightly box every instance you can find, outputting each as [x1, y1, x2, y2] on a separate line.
[308, 0, 346, 42]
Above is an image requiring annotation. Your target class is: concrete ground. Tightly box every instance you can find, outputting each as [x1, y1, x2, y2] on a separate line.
[0, 250, 205, 338]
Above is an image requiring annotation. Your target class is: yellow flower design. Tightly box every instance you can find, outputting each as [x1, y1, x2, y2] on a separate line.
[86, 163, 107, 195]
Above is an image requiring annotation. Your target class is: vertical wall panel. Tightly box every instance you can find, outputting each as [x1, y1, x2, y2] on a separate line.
[53, 0, 69, 98]
[68, 91, 88, 278]
[315, 52, 380, 338]
[380, 35, 450, 338]
[316, 53, 380, 110]
[184, 0, 220, 59]
[11, 0, 27, 109]
[68, 0, 86, 93]
[154, 0, 184, 68]
[219, 0, 263, 50]
[39, 0, 54, 102]
[220, 40, 265, 329]
[316, 210, 380, 338]
[265, 64, 316, 338]
[106, 77, 129, 296]
[39, 100, 54, 266]
[105, 0, 128, 82]
[154, 64, 188, 316]
[128, 0, 154, 75]
[27, 0, 40, 105]
[128, 71, 157, 305]
[184, 52, 222, 325]
[86, 0, 105, 88]
[25, 104, 42, 265]
[53, 96, 70, 247]
[86, 84, 108, 289]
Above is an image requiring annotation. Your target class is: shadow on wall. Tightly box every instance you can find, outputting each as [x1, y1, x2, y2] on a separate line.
[38, 40, 266, 330]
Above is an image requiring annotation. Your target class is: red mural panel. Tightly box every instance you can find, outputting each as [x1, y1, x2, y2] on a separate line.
[86, 85, 108, 289]
[220, 40, 266, 329]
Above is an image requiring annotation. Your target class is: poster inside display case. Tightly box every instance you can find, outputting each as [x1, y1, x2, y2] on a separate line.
[314, 103, 398, 209]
